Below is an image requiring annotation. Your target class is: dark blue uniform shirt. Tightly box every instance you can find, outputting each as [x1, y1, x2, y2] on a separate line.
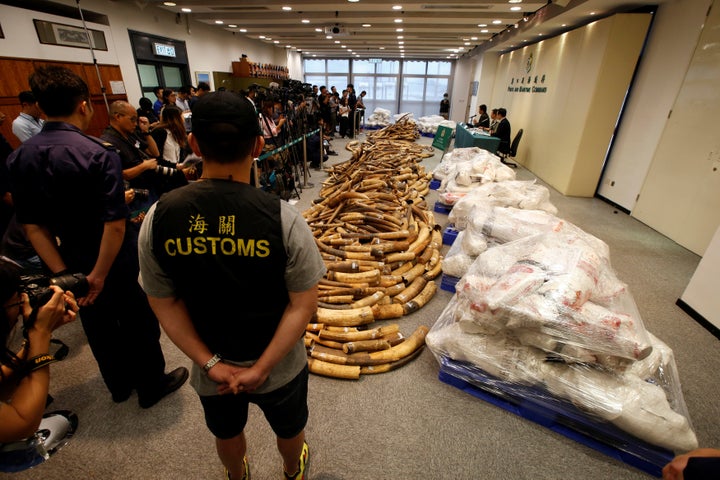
[7, 121, 129, 273]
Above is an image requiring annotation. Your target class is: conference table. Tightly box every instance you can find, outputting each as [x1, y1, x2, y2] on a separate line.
[454, 123, 501, 152]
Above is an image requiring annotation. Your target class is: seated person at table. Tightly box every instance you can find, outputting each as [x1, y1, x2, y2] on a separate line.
[487, 108, 499, 135]
[474, 104, 490, 130]
[495, 108, 511, 155]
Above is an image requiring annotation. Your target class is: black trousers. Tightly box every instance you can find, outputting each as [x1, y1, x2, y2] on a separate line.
[77, 234, 166, 398]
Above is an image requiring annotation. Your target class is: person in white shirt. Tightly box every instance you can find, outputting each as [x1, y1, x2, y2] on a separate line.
[11, 91, 45, 143]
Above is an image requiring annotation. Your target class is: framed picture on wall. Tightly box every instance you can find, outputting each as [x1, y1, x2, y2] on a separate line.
[33, 19, 108, 51]
[195, 71, 213, 90]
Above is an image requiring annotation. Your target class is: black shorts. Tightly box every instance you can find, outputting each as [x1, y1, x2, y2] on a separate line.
[199, 365, 309, 440]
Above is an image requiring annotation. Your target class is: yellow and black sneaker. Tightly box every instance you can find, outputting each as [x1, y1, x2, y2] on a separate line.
[283, 442, 309, 480]
[224, 456, 250, 480]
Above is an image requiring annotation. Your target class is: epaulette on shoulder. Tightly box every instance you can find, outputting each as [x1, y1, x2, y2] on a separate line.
[79, 132, 117, 151]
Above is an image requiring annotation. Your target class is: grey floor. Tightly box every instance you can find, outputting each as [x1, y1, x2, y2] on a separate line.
[6, 133, 719, 480]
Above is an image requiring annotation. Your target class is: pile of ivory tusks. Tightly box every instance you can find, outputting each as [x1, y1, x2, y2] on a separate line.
[302, 138, 441, 379]
[365, 114, 420, 142]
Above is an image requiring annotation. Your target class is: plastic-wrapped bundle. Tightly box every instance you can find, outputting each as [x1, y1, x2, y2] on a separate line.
[448, 180, 558, 229]
[366, 107, 392, 127]
[441, 204, 608, 281]
[426, 296, 698, 453]
[434, 152, 517, 201]
[416, 115, 456, 134]
[456, 231, 645, 365]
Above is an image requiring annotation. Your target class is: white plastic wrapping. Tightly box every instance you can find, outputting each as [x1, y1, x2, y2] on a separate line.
[432, 148, 517, 198]
[447, 180, 558, 229]
[427, 231, 698, 453]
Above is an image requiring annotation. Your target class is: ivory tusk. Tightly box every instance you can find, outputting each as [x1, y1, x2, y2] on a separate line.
[307, 358, 360, 380]
[316, 306, 375, 327]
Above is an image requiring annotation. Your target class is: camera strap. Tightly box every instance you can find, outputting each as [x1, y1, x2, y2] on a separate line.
[20, 339, 69, 376]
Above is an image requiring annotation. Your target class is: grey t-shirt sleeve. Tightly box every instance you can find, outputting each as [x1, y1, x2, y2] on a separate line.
[281, 201, 326, 292]
[137, 202, 177, 298]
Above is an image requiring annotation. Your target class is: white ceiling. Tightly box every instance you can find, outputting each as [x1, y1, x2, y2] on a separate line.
[154, 0, 670, 59]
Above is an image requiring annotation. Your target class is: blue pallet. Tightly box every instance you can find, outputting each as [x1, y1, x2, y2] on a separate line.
[442, 225, 458, 245]
[429, 178, 441, 190]
[438, 357, 674, 478]
[440, 274, 460, 293]
[433, 201, 452, 215]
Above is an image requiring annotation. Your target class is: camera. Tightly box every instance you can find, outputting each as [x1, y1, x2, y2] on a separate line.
[133, 188, 150, 200]
[156, 165, 177, 176]
[20, 272, 89, 310]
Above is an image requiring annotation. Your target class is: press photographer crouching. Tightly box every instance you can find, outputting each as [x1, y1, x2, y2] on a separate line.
[0, 259, 79, 466]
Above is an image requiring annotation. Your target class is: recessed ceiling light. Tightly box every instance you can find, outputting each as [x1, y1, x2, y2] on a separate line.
[464, 42, 470, 45]
[228, 24, 237, 28]
[215, 20, 223, 24]
[240, 29, 247, 33]
[181, 7, 191, 12]
[538, 33, 543, 36]
[509, 0, 523, 3]
[481, 29, 489, 33]
[285, 45, 291, 48]
[398, 41, 404, 44]
[471, 36, 478, 40]
[273, 40, 279, 43]
[301, 19, 310, 23]
[326, 35, 332, 39]
[478, 23, 487, 27]
[259, 35, 265, 39]
[397, 35, 404, 39]
[282, 6, 292, 11]
[561, 24, 567, 27]
[492, 20, 502, 24]
[315, 28, 322, 32]
[163, 2, 176, 6]
[396, 28, 404, 32]
[266, 37, 272, 40]
[590, 11, 596, 15]
[362, 24, 372, 27]
[511, 6, 521, 11]
[392, 5, 402, 10]
[312, 54, 317, 57]
[348, 0, 360, 2]
[335, 40, 340, 43]
[394, 19, 403, 23]
[379, 46, 385, 49]
[342, 45, 347, 48]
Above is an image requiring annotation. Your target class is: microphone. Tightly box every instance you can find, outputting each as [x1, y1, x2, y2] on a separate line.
[469, 115, 477, 119]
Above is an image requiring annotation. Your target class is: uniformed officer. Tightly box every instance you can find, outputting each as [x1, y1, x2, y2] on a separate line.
[6, 65, 188, 408]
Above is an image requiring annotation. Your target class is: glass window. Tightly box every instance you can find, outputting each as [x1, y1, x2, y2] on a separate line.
[304, 75, 325, 87]
[353, 76, 373, 98]
[375, 77, 397, 101]
[138, 64, 159, 88]
[425, 77, 449, 103]
[404, 61, 426, 75]
[327, 59, 349, 73]
[427, 61, 451, 76]
[304, 59, 325, 72]
[352, 60, 375, 74]
[327, 76, 348, 91]
[162, 66, 183, 89]
[377, 60, 399, 74]
[401, 77, 424, 101]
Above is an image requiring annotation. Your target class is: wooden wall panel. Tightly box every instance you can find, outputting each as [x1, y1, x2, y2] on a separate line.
[0, 57, 127, 149]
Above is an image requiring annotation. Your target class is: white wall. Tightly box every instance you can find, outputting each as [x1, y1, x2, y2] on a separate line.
[449, 57, 472, 124]
[0, 0, 280, 104]
[681, 224, 720, 329]
[597, 0, 712, 211]
[632, 1, 720, 255]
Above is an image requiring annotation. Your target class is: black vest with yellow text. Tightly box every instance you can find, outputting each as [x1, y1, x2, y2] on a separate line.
[152, 179, 288, 361]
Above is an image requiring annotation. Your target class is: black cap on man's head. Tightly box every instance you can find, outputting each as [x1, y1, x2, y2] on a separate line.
[191, 91, 262, 137]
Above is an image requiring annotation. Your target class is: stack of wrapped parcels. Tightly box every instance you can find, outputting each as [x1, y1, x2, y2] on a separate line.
[432, 147, 518, 203]
[427, 229, 698, 453]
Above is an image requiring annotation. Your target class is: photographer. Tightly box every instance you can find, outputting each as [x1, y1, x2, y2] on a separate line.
[0, 259, 78, 442]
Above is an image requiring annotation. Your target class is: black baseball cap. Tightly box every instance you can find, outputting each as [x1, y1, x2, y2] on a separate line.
[191, 91, 262, 137]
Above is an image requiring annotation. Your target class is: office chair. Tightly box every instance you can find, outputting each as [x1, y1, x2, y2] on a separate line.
[499, 128, 523, 168]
